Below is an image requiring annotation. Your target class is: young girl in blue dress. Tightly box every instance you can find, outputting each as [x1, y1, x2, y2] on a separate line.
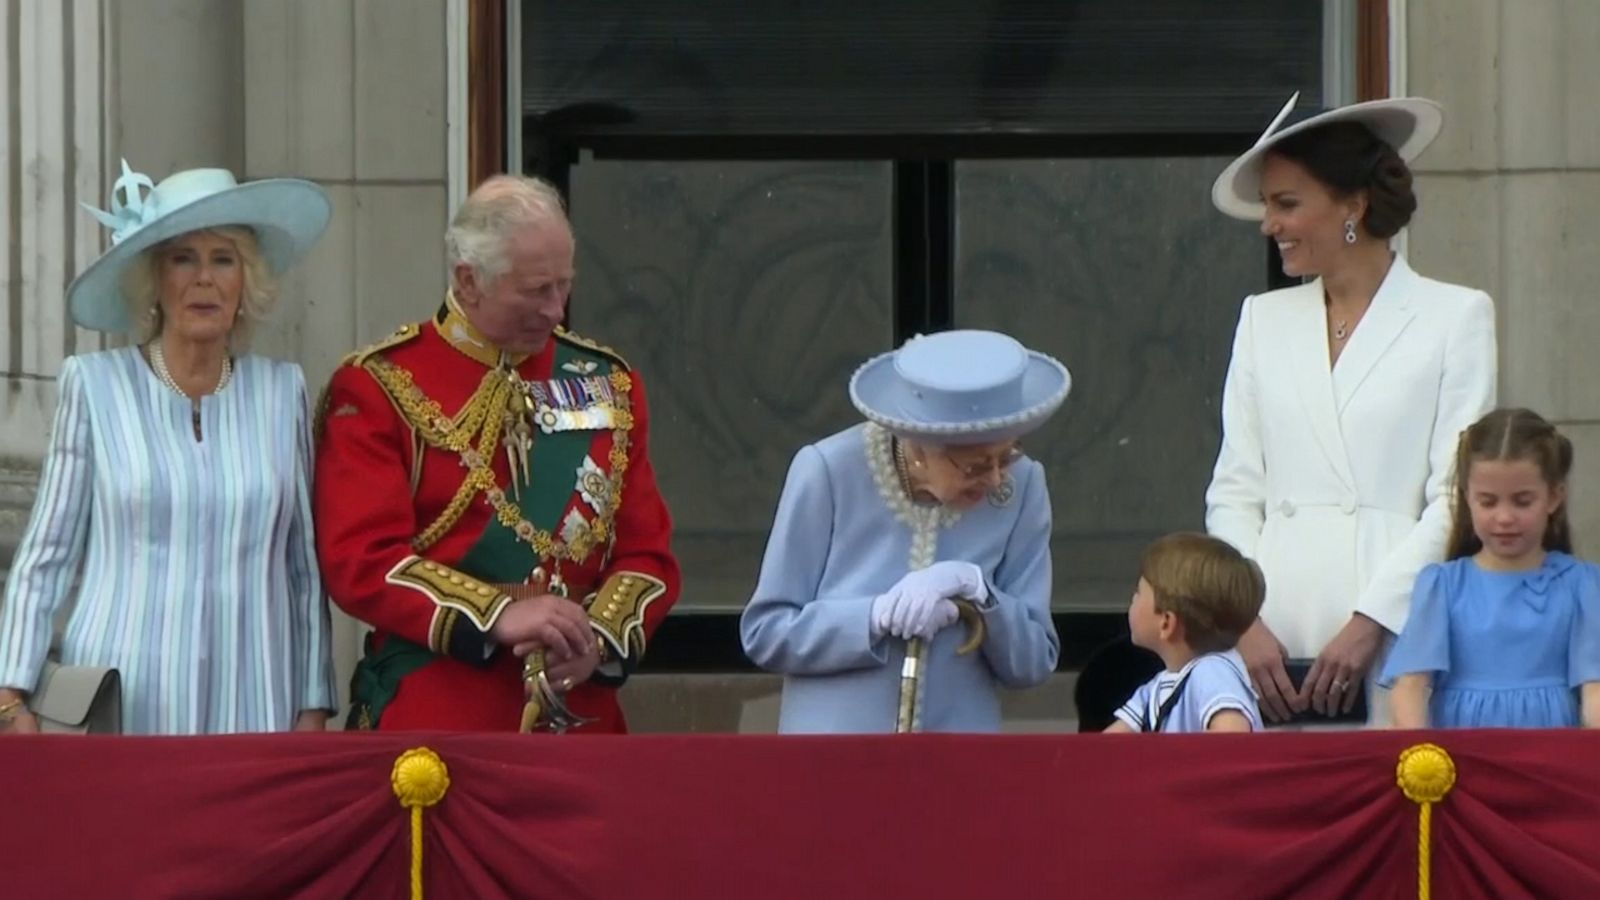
[1383, 408, 1600, 728]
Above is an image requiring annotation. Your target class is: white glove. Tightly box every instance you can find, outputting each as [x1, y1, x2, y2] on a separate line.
[871, 562, 988, 641]
[894, 561, 988, 605]
[871, 591, 959, 641]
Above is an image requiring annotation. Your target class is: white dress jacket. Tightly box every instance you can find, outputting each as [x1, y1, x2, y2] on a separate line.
[1205, 256, 1497, 669]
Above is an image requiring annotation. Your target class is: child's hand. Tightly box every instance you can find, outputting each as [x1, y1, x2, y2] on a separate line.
[1237, 619, 1299, 722]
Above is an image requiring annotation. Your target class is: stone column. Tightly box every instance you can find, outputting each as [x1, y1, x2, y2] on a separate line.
[2, 0, 109, 572]
[1405, 0, 1600, 538]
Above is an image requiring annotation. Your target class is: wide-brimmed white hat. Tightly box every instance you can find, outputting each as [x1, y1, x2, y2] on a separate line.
[1211, 92, 1444, 220]
[849, 330, 1071, 444]
[67, 160, 332, 332]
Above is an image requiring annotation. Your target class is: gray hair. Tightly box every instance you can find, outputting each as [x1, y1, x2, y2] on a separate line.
[445, 174, 570, 287]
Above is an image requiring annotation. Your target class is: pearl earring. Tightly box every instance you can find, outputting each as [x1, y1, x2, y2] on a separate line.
[1343, 219, 1357, 245]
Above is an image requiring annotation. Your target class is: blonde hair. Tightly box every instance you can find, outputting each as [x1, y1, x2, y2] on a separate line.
[122, 226, 278, 346]
[445, 174, 569, 288]
[1140, 532, 1265, 654]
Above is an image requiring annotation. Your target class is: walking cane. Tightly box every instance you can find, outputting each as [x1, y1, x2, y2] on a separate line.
[895, 600, 988, 733]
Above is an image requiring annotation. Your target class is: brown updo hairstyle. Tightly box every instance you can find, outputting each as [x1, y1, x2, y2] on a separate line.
[1267, 121, 1418, 239]
[1445, 408, 1575, 560]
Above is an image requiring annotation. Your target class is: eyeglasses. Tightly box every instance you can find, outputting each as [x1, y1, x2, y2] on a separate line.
[942, 444, 1025, 480]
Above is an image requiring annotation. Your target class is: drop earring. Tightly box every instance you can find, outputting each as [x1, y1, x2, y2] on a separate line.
[1343, 219, 1357, 245]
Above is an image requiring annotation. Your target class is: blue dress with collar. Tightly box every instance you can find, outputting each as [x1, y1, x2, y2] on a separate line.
[1380, 551, 1600, 728]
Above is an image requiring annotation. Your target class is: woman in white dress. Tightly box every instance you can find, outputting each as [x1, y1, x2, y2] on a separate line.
[1205, 95, 1497, 724]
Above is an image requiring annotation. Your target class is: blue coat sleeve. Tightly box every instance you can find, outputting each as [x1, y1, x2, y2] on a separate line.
[977, 463, 1060, 688]
[740, 445, 889, 675]
[1378, 564, 1452, 685]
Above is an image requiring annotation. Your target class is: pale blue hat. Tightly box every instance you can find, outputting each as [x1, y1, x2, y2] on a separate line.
[849, 330, 1071, 444]
[1212, 92, 1444, 220]
[67, 160, 332, 332]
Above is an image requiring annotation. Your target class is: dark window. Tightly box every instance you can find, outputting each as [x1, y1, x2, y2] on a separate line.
[521, 0, 1323, 668]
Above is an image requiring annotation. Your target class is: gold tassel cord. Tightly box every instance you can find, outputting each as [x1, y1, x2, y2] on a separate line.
[1396, 742, 1456, 900]
[392, 747, 451, 900]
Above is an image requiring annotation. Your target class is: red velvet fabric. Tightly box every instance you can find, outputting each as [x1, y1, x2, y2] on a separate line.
[4, 730, 1597, 899]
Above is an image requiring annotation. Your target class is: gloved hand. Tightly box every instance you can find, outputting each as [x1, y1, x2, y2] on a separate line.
[895, 561, 988, 604]
[870, 561, 988, 641]
[871, 591, 959, 642]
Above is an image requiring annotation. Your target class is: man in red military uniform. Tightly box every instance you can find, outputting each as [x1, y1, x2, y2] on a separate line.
[315, 174, 680, 733]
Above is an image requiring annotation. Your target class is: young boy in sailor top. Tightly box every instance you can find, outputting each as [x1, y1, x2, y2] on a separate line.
[1108, 533, 1265, 733]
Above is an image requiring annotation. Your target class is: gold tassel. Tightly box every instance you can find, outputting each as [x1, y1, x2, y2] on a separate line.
[1396, 742, 1456, 900]
[392, 747, 451, 900]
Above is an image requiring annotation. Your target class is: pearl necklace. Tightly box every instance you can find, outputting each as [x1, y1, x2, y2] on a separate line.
[891, 437, 919, 499]
[865, 423, 963, 732]
[148, 341, 232, 398]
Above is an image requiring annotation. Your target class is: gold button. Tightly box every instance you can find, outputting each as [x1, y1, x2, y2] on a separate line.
[621, 576, 634, 586]
[448, 575, 463, 586]
[476, 587, 493, 597]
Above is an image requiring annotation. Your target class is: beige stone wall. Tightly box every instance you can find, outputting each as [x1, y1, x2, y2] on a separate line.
[1405, 0, 1600, 548]
[241, 0, 450, 392]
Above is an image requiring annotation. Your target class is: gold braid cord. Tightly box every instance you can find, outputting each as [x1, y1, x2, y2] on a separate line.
[362, 357, 634, 565]
[1397, 742, 1457, 900]
[392, 747, 450, 900]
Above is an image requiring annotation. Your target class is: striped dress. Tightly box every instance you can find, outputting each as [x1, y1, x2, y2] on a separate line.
[0, 348, 337, 734]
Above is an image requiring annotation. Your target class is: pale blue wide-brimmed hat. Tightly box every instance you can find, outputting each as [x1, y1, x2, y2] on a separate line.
[849, 330, 1071, 444]
[66, 160, 332, 332]
[1211, 92, 1444, 220]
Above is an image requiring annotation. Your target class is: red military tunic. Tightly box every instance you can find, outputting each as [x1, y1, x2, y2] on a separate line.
[314, 295, 680, 733]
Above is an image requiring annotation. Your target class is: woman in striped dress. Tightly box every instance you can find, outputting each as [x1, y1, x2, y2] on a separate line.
[0, 163, 338, 734]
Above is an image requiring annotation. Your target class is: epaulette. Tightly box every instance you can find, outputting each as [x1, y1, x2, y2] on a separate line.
[554, 326, 631, 371]
[342, 322, 422, 368]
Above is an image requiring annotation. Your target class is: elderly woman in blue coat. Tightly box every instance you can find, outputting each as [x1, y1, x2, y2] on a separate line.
[741, 330, 1070, 732]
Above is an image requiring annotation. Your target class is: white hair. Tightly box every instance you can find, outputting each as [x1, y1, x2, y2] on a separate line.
[445, 174, 570, 287]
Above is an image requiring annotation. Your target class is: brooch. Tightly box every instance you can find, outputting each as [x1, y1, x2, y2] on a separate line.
[988, 476, 1015, 508]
